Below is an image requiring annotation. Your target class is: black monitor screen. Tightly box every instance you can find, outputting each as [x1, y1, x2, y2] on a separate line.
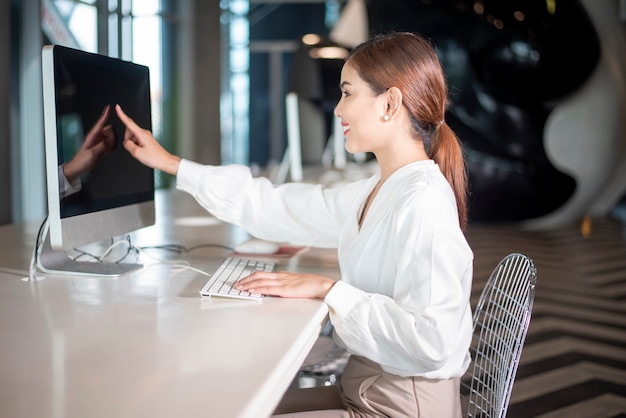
[51, 46, 154, 219]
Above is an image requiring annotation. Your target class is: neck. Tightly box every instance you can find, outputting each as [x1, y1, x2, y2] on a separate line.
[375, 141, 430, 182]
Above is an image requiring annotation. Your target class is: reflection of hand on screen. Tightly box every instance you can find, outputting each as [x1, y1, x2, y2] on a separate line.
[62, 104, 117, 184]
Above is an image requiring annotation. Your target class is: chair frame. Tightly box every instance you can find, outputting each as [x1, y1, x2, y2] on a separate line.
[462, 253, 537, 418]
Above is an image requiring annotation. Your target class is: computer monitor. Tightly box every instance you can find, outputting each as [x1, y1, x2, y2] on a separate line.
[39, 45, 155, 277]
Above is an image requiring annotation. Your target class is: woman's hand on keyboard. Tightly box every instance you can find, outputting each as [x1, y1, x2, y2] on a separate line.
[234, 271, 336, 299]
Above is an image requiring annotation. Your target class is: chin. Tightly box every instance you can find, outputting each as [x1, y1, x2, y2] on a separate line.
[344, 140, 361, 155]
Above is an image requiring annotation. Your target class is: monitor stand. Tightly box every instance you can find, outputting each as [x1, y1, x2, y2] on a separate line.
[36, 220, 143, 278]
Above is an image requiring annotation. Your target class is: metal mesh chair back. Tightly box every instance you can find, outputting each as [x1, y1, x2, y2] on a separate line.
[463, 253, 537, 418]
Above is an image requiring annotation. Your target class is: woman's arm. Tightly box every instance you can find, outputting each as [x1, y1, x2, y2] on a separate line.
[117, 103, 371, 247]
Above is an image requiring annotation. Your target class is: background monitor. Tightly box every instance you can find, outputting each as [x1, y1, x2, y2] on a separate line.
[40, 45, 155, 276]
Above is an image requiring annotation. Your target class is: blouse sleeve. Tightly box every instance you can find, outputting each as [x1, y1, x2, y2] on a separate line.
[324, 187, 474, 378]
[175, 159, 367, 247]
[58, 165, 82, 199]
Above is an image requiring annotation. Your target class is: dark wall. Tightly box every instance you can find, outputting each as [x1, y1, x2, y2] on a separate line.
[248, 0, 606, 223]
[366, 0, 600, 222]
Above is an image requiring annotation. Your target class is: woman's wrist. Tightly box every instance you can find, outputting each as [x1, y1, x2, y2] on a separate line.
[319, 277, 338, 299]
[162, 154, 181, 176]
[63, 160, 78, 184]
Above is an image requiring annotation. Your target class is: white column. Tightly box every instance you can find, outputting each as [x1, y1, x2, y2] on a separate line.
[14, 0, 46, 222]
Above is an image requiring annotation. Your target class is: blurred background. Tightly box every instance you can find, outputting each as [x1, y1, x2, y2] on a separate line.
[2, 0, 625, 228]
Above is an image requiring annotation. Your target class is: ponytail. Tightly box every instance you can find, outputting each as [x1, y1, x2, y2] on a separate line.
[429, 122, 468, 230]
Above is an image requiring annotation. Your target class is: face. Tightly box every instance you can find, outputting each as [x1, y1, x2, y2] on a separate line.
[334, 62, 388, 154]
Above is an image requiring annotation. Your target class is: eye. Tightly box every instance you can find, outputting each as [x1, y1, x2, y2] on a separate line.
[342, 90, 351, 98]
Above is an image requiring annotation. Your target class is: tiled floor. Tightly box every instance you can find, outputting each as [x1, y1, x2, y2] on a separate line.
[464, 215, 626, 417]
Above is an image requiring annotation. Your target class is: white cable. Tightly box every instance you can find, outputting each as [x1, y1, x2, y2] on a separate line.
[26, 217, 48, 281]
[169, 264, 212, 276]
[27, 227, 212, 280]
[28, 234, 39, 281]
[133, 245, 190, 266]
[133, 246, 211, 277]
[70, 237, 133, 263]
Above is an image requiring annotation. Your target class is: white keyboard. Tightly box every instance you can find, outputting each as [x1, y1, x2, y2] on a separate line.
[199, 257, 276, 300]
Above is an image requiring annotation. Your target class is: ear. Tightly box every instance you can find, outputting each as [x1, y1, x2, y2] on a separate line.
[384, 87, 403, 120]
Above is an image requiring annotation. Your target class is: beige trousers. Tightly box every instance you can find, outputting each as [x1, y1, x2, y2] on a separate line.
[273, 356, 462, 418]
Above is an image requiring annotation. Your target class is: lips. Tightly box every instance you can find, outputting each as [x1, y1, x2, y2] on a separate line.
[341, 122, 350, 135]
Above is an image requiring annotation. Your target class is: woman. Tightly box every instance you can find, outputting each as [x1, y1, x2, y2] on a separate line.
[116, 32, 473, 417]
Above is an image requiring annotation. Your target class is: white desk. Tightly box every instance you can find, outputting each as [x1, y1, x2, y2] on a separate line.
[0, 190, 335, 418]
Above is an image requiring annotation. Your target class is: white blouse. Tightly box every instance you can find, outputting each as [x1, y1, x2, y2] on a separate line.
[176, 159, 474, 379]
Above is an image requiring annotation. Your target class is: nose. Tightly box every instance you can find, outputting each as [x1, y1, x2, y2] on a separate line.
[334, 101, 341, 118]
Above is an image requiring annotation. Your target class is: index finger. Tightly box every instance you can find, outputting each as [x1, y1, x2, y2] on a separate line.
[88, 104, 111, 133]
[115, 104, 142, 132]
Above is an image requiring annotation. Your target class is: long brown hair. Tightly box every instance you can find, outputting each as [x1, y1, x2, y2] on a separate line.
[346, 32, 468, 230]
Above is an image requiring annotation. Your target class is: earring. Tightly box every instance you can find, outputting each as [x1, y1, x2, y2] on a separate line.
[383, 114, 390, 121]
